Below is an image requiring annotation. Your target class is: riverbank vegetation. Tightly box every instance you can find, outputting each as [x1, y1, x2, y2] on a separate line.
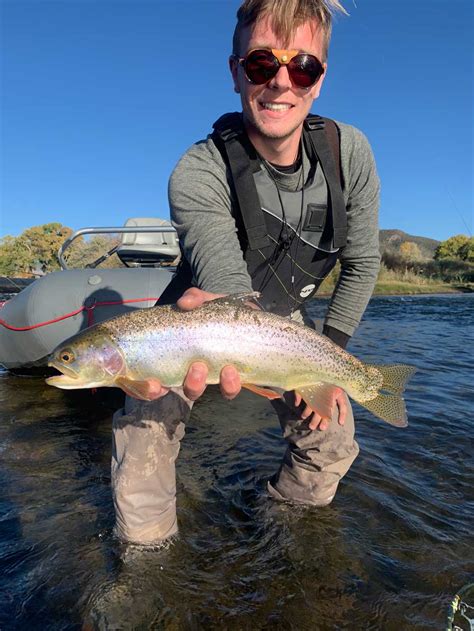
[0, 223, 120, 276]
[316, 232, 473, 295]
[0, 223, 473, 294]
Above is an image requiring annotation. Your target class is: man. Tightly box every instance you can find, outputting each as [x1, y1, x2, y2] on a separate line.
[111, 0, 380, 546]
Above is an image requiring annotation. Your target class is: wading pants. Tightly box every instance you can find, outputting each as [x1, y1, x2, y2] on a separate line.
[111, 390, 359, 545]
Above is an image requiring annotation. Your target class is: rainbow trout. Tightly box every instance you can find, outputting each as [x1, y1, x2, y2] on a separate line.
[46, 295, 415, 426]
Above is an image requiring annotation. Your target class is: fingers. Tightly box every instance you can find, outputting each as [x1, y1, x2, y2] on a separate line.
[184, 361, 241, 402]
[120, 364, 237, 404]
[183, 361, 209, 400]
[177, 288, 225, 311]
[308, 414, 330, 431]
[300, 387, 347, 431]
[336, 391, 347, 425]
[121, 379, 169, 401]
[219, 365, 241, 400]
[295, 392, 327, 429]
[301, 404, 313, 420]
[293, 393, 311, 419]
[144, 379, 169, 400]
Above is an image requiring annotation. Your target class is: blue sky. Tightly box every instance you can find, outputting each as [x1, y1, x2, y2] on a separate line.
[1, 0, 472, 241]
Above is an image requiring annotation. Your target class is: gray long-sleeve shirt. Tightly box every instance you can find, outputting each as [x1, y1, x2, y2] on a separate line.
[168, 120, 380, 338]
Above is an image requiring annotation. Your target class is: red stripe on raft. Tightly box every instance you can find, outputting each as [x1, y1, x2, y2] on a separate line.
[0, 297, 160, 331]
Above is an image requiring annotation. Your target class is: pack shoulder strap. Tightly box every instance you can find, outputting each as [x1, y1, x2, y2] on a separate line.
[303, 115, 347, 248]
[212, 112, 270, 250]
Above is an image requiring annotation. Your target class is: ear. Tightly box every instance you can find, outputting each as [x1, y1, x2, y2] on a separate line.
[310, 62, 327, 100]
[229, 55, 240, 94]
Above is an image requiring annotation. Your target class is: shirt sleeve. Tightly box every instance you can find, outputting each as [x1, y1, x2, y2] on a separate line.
[323, 124, 381, 338]
[168, 139, 253, 295]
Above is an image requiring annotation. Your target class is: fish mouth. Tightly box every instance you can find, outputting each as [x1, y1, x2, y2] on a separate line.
[46, 361, 88, 389]
[46, 374, 84, 389]
[48, 360, 78, 378]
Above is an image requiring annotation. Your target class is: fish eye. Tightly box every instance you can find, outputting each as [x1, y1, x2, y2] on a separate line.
[59, 349, 75, 364]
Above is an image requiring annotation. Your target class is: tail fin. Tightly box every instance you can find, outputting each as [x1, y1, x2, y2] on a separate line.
[361, 365, 416, 427]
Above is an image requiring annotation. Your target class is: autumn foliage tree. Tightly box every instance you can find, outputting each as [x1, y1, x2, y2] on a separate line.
[458, 237, 474, 262]
[21, 223, 74, 271]
[399, 241, 422, 261]
[0, 223, 73, 275]
[66, 235, 121, 269]
[434, 235, 472, 261]
[0, 223, 122, 276]
[0, 236, 28, 276]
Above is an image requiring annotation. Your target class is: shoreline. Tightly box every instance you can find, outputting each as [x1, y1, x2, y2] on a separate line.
[318, 282, 473, 298]
[373, 280, 473, 295]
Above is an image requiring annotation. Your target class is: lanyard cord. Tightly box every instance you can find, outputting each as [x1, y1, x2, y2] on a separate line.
[261, 147, 305, 314]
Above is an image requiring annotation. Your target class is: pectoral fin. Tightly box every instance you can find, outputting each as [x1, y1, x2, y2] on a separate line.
[242, 384, 283, 400]
[115, 377, 155, 401]
[296, 383, 339, 420]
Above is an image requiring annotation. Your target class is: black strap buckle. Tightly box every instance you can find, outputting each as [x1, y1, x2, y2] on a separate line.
[213, 112, 243, 142]
[304, 115, 325, 132]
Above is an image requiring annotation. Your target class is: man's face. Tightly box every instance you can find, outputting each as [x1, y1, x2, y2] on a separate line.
[230, 16, 327, 144]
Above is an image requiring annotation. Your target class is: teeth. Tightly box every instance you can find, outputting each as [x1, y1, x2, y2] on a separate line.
[262, 103, 291, 111]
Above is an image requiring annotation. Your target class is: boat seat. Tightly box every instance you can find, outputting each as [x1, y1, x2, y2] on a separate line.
[116, 218, 180, 267]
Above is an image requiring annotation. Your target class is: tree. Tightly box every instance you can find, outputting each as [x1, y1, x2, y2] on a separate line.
[458, 237, 474, 262]
[18, 223, 74, 272]
[434, 234, 470, 260]
[399, 241, 422, 261]
[0, 235, 31, 275]
[0, 223, 82, 275]
[66, 234, 123, 269]
[0, 224, 127, 276]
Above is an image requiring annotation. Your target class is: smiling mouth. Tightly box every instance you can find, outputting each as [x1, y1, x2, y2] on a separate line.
[260, 102, 293, 111]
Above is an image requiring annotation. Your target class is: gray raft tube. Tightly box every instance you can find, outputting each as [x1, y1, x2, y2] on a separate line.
[0, 221, 179, 370]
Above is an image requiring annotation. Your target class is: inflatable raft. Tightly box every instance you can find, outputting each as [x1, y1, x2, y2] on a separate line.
[0, 219, 179, 370]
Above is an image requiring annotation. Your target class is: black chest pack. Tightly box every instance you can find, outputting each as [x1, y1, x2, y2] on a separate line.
[211, 112, 347, 315]
[161, 113, 347, 315]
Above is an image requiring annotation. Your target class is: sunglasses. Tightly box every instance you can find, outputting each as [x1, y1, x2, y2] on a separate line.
[233, 48, 324, 89]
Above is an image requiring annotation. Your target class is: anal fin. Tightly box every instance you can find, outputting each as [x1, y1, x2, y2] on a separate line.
[296, 383, 340, 420]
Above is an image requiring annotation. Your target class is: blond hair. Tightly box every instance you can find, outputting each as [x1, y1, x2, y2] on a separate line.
[232, 0, 347, 61]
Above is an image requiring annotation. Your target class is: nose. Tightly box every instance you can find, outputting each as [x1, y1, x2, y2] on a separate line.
[267, 64, 292, 90]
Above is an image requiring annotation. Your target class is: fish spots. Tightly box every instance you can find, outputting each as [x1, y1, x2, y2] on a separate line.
[233, 309, 242, 322]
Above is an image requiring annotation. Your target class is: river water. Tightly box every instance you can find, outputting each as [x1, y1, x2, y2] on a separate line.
[0, 295, 472, 630]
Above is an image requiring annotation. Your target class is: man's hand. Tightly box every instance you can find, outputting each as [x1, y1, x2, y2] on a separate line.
[125, 288, 242, 402]
[294, 387, 347, 431]
[176, 287, 224, 311]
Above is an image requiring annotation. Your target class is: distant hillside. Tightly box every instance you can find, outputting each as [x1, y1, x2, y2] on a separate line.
[379, 229, 439, 259]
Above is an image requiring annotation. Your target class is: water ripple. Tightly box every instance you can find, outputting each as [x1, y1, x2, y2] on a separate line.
[0, 295, 472, 629]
